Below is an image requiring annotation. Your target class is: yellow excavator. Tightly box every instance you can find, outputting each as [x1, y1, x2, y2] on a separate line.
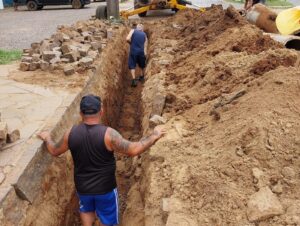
[96, 0, 203, 20]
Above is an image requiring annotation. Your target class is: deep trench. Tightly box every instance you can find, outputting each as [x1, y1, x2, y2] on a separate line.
[61, 69, 144, 226]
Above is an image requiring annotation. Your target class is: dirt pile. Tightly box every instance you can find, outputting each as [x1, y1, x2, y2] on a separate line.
[121, 6, 300, 226]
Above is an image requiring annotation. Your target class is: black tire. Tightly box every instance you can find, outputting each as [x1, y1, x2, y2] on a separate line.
[81, 4, 85, 8]
[134, 0, 148, 17]
[138, 11, 147, 17]
[37, 5, 43, 9]
[27, 0, 38, 10]
[95, 5, 107, 20]
[72, 0, 82, 9]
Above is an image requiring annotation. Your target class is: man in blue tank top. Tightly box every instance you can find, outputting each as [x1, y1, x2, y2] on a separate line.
[126, 23, 148, 87]
[38, 94, 166, 226]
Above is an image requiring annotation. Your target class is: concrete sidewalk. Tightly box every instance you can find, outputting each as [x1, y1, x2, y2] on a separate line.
[0, 63, 76, 198]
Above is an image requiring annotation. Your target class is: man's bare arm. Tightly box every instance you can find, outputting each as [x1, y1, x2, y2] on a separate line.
[105, 126, 166, 156]
[126, 29, 134, 43]
[38, 129, 70, 156]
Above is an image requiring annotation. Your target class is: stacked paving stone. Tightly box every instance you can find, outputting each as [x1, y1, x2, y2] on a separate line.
[20, 19, 115, 76]
[0, 113, 20, 151]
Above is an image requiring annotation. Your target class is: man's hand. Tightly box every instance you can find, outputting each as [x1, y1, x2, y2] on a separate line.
[38, 131, 50, 141]
[153, 125, 166, 140]
[37, 130, 70, 156]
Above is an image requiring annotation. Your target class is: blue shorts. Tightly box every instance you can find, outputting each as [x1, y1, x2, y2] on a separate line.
[78, 188, 119, 226]
[128, 53, 146, 70]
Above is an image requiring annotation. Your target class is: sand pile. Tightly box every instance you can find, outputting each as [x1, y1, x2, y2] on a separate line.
[122, 6, 300, 226]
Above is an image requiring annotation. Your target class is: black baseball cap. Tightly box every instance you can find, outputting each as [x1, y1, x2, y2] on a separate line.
[80, 95, 101, 115]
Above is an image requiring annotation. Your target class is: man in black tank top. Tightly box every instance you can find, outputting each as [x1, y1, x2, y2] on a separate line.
[38, 94, 166, 226]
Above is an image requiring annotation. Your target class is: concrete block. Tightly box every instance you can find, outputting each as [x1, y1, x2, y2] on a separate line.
[79, 45, 91, 57]
[29, 62, 40, 71]
[42, 51, 56, 62]
[81, 31, 90, 38]
[91, 41, 101, 52]
[21, 57, 33, 63]
[31, 42, 40, 49]
[63, 51, 78, 63]
[49, 57, 61, 65]
[87, 50, 98, 60]
[149, 115, 166, 128]
[32, 54, 41, 62]
[6, 130, 20, 143]
[61, 44, 75, 55]
[20, 62, 30, 71]
[52, 47, 61, 52]
[63, 34, 71, 42]
[61, 58, 70, 63]
[53, 32, 70, 43]
[79, 57, 93, 68]
[73, 36, 85, 43]
[247, 186, 284, 222]
[40, 40, 52, 52]
[93, 35, 102, 41]
[63, 65, 75, 76]
[40, 60, 49, 71]
[0, 122, 8, 140]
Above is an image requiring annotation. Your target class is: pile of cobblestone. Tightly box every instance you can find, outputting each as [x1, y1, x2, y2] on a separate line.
[19, 19, 116, 76]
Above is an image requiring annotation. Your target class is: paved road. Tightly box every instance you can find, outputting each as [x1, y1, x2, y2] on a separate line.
[0, 1, 132, 50]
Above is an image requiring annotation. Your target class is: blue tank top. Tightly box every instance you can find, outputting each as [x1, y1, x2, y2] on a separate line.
[130, 29, 146, 55]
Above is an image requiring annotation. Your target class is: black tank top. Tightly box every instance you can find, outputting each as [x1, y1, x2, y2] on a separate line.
[68, 123, 116, 194]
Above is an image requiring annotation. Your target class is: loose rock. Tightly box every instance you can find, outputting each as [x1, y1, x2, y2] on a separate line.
[247, 186, 284, 222]
[6, 130, 20, 143]
[42, 51, 56, 62]
[63, 65, 75, 76]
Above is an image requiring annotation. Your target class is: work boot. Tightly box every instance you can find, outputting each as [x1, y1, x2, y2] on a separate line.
[131, 79, 138, 87]
[138, 75, 145, 82]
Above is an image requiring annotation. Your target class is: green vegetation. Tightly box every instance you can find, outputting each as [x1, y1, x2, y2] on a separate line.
[0, 49, 22, 65]
[225, 0, 293, 7]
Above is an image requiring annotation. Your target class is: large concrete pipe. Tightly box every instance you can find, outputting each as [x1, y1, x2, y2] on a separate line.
[267, 33, 300, 51]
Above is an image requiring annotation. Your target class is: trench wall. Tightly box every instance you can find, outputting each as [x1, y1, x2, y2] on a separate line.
[0, 27, 129, 226]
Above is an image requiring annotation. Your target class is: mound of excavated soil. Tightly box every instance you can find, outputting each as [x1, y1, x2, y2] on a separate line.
[122, 6, 300, 226]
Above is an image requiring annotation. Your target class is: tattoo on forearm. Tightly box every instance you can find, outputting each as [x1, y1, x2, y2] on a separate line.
[110, 129, 130, 153]
[55, 137, 64, 149]
[140, 134, 153, 146]
[139, 132, 156, 149]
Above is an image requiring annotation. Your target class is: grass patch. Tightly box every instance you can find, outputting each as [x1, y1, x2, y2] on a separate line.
[0, 49, 22, 65]
[225, 0, 293, 7]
